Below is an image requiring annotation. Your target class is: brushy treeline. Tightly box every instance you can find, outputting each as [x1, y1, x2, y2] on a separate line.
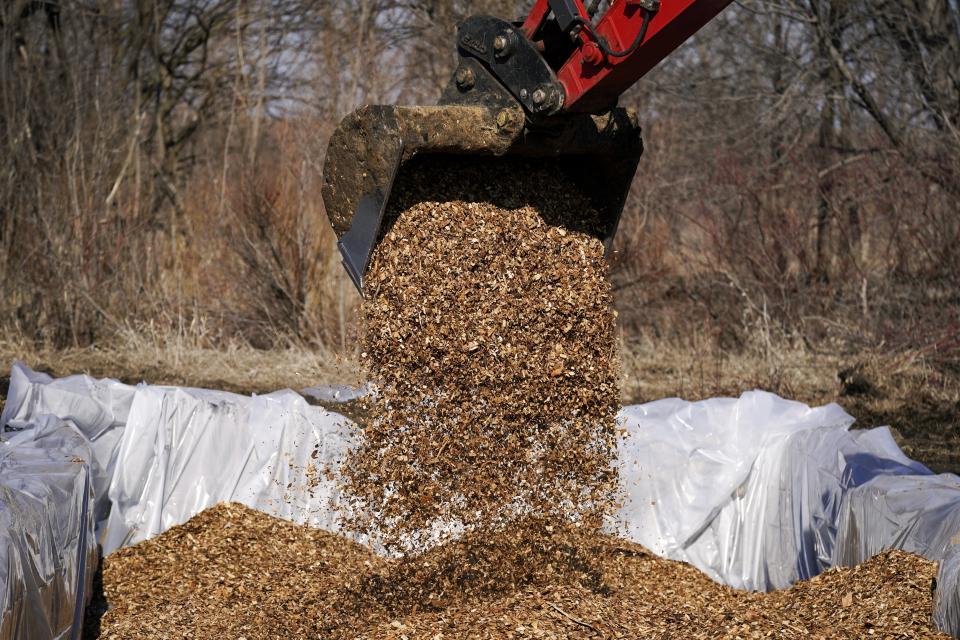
[1, 0, 957, 363]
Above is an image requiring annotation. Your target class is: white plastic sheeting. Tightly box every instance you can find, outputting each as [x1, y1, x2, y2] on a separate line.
[832, 473, 960, 633]
[613, 392, 960, 636]
[2, 363, 959, 637]
[2, 364, 135, 538]
[613, 393, 856, 587]
[0, 362, 358, 637]
[938, 543, 960, 632]
[613, 394, 935, 589]
[103, 385, 355, 553]
[1, 363, 356, 554]
[0, 415, 97, 640]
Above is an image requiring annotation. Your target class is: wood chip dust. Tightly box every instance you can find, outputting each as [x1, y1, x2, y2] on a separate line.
[95, 502, 947, 639]
[342, 157, 621, 550]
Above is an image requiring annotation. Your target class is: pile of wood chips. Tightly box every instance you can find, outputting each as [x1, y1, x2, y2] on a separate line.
[95, 502, 946, 639]
[342, 157, 621, 550]
[93, 158, 945, 639]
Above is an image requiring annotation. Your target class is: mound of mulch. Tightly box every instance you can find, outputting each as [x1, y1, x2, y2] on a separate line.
[93, 161, 946, 639]
[94, 503, 946, 639]
[342, 158, 621, 551]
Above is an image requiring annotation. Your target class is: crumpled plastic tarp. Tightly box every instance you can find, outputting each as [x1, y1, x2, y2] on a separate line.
[2, 364, 136, 540]
[0, 362, 358, 637]
[0, 414, 97, 640]
[103, 384, 355, 553]
[612, 391, 960, 636]
[613, 393, 856, 587]
[1, 364, 358, 554]
[613, 394, 935, 589]
[833, 472, 960, 633]
[3, 362, 960, 637]
[937, 542, 960, 632]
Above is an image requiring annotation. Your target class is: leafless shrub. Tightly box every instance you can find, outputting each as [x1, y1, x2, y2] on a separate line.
[611, 0, 960, 357]
[216, 123, 358, 348]
[0, 0, 955, 362]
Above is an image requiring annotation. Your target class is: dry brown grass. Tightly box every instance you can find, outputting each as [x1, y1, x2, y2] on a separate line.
[622, 337, 960, 472]
[2, 318, 955, 472]
[0, 326, 360, 396]
[621, 340, 839, 405]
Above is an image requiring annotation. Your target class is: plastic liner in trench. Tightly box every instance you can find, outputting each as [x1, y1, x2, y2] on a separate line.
[0, 414, 97, 640]
[2, 360, 960, 637]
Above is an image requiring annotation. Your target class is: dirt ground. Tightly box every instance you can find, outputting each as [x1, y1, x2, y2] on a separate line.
[0, 340, 957, 474]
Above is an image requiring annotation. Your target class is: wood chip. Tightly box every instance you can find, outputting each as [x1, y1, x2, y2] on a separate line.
[341, 157, 621, 551]
[93, 158, 948, 639]
[95, 503, 948, 639]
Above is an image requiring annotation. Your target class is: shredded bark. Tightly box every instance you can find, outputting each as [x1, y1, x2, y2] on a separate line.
[96, 503, 947, 639]
[341, 158, 621, 551]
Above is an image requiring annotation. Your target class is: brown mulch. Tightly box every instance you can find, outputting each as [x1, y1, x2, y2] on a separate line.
[95, 502, 947, 639]
[341, 158, 621, 551]
[93, 159, 948, 639]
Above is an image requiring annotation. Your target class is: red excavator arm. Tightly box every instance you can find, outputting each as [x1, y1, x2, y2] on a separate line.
[448, 0, 735, 117]
[322, 0, 736, 293]
[521, 0, 734, 113]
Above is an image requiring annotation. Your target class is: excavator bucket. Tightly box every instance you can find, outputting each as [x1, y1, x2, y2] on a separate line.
[321, 103, 642, 294]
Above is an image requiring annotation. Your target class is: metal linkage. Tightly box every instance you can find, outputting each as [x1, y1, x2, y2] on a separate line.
[518, 0, 736, 113]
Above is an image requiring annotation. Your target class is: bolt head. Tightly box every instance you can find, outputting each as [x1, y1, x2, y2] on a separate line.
[495, 109, 521, 134]
[493, 35, 507, 52]
[519, 88, 529, 100]
[581, 41, 604, 66]
[455, 67, 475, 89]
[532, 89, 546, 105]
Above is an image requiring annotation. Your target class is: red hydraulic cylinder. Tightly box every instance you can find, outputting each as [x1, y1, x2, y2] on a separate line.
[558, 0, 735, 112]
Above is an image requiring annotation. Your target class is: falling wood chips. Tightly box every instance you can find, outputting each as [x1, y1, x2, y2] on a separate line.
[96, 502, 946, 639]
[341, 157, 621, 551]
[96, 159, 946, 638]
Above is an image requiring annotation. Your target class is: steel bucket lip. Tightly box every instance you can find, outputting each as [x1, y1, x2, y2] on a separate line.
[321, 104, 642, 294]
